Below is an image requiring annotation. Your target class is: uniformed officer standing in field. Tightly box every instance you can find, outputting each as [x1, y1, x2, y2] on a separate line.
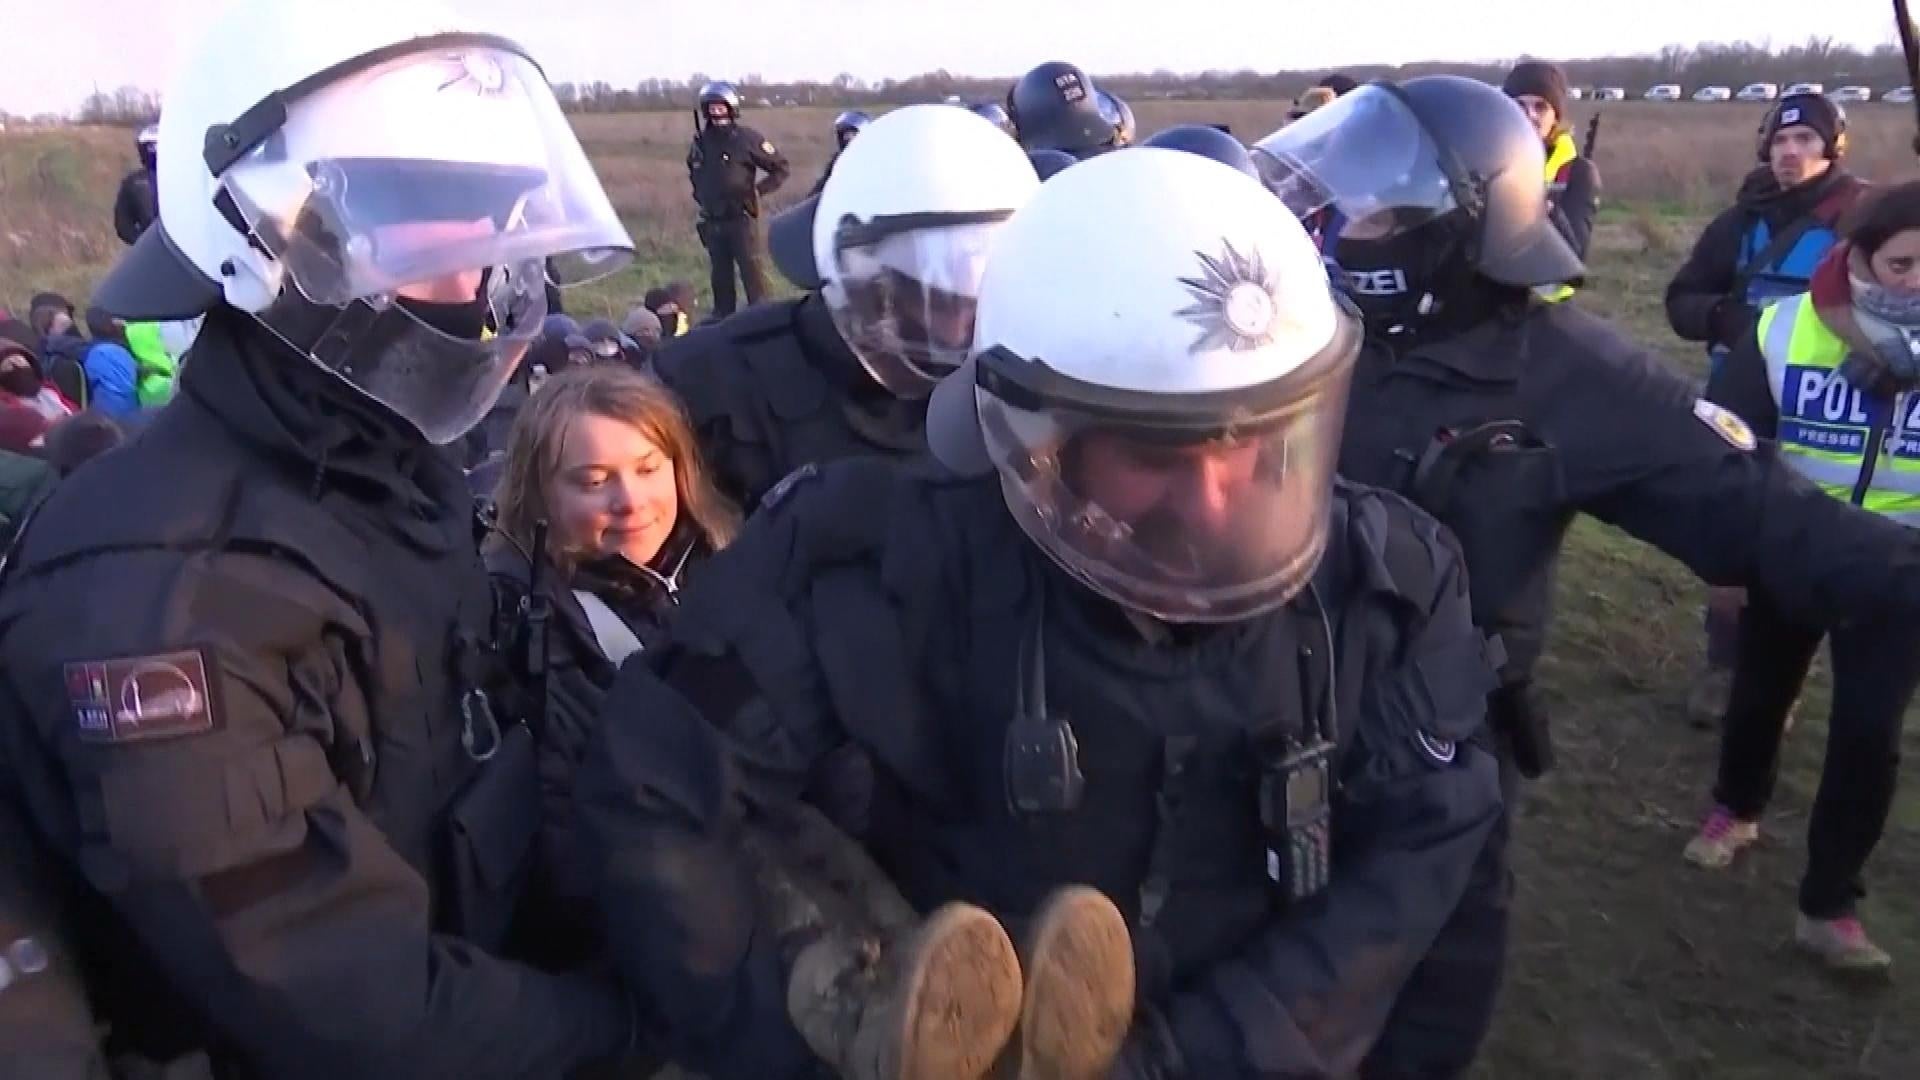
[1254, 75, 1920, 1077]
[689, 81, 792, 317]
[0, 2, 648, 1076]
[579, 147, 1507, 1080]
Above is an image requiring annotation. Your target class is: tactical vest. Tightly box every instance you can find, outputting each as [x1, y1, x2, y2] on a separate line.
[1534, 134, 1579, 304]
[1759, 293, 1920, 526]
[1739, 217, 1840, 309]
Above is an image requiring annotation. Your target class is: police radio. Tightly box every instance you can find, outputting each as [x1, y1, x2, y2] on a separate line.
[1257, 585, 1338, 902]
[1004, 593, 1085, 815]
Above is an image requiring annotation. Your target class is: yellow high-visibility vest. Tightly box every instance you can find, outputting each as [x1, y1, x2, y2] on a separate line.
[1758, 292, 1920, 526]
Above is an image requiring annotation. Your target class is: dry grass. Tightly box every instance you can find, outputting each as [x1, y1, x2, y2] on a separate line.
[4, 100, 1915, 316]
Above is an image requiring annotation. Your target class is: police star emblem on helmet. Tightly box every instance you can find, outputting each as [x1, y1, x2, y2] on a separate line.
[1176, 240, 1283, 353]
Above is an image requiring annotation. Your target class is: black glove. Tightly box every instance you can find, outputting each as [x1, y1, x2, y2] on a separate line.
[1709, 299, 1760, 351]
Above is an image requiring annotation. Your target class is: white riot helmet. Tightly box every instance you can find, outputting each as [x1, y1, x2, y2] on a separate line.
[928, 148, 1362, 623]
[93, 0, 632, 445]
[813, 104, 1040, 399]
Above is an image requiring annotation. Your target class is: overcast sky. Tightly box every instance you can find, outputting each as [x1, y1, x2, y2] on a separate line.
[0, 0, 1900, 117]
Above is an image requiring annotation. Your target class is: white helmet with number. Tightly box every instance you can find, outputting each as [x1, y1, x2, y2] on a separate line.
[94, 0, 633, 445]
[928, 147, 1362, 623]
[812, 104, 1040, 399]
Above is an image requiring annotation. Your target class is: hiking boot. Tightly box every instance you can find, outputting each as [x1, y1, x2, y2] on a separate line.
[788, 902, 1023, 1080]
[1682, 805, 1759, 870]
[1685, 665, 1734, 728]
[1001, 886, 1137, 1080]
[1795, 914, 1894, 977]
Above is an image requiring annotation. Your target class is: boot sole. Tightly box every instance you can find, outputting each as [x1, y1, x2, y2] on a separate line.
[884, 903, 1024, 1080]
[1017, 886, 1136, 1080]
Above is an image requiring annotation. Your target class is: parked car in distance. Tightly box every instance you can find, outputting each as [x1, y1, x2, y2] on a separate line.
[1832, 85, 1873, 103]
[1692, 85, 1732, 102]
[1644, 83, 1682, 101]
[1783, 81, 1825, 96]
[1887, 86, 1916, 104]
[1592, 86, 1627, 101]
[1567, 86, 1585, 101]
[1737, 82, 1780, 101]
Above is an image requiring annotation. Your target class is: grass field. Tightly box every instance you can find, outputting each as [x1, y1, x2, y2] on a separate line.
[4, 100, 1920, 1077]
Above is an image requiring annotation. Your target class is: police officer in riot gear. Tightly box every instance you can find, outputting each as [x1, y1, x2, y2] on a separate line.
[0, 4, 645, 1076]
[1008, 61, 1119, 160]
[688, 80, 792, 317]
[580, 147, 1505, 1080]
[1141, 124, 1260, 179]
[1027, 147, 1078, 181]
[1098, 88, 1137, 147]
[113, 125, 160, 246]
[969, 100, 1013, 134]
[655, 104, 1039, 510]
[1253, 74, 1920, 1076]
[809, 109, 872, 196]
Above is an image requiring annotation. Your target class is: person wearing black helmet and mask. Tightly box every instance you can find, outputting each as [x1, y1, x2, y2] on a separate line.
[1253, 75, 1920, 1077]
[656, 105, 1039, 511]
[810, 109, 872, 196]
[0, 4, 651, 1075]
[1008, 61, 1119, 161]
[113, 125, 160, 246]
[1097, 88, 1136, 148]
[688, 81, 792, 317]
[968, 100, 1013, 135]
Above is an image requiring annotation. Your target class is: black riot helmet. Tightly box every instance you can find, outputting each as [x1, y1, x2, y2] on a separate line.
[1097, 89, 1136, 147]
[1251, 75, 1583, 327]
[1007, 62, 1115, 158]
[1141, 124, 1259, 180]
[968, 101, 1013, 134]
[833, 109, 872, 149]
[1026, 148, 1079, 180]
[697, 81, 742, 127]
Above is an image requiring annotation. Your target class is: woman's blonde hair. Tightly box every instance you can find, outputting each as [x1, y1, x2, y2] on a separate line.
[492, 364, 740, 575]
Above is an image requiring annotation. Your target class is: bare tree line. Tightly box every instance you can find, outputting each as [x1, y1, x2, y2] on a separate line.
[11, 36, 1909, 128]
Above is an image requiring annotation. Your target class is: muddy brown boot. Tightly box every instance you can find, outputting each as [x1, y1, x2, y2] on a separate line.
[788, 902, 1024, 1080]
[1000, 886, 1137, 1080]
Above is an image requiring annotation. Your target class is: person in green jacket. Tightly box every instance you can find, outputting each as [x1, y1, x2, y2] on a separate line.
[122, 321, 178, 408]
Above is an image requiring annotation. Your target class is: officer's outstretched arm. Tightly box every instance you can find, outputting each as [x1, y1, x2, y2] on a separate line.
[1560, 318, 1920, 627]
[1144, 519, 1504, 1078]
[0, 553, 633, 1079]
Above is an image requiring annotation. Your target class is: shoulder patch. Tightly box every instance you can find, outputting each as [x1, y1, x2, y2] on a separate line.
[1693, 399, 1756, 452]
[1416, 730, 1458, 765]
[65, 648, 218, 744]
[762, 139, 778, 155]
[759, 462, 821, 512]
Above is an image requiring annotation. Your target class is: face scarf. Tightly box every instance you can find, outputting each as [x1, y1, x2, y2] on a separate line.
[1842, 246, 1920, 394]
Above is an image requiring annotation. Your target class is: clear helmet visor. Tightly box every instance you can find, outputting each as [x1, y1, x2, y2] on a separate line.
[221, 45, 632, 307]
[1251, 85, 1461, 244]
[263, 253, 545, 445]
[973, 316, 1360, 623]
[216, 43, 631, 445]
[826, 215, 1006, 399]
